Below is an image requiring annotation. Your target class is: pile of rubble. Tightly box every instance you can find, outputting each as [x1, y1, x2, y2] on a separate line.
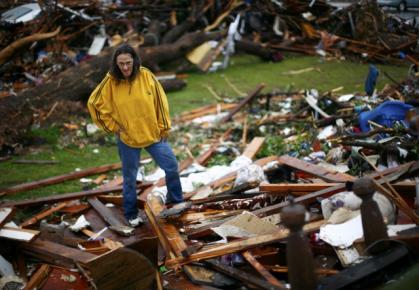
[0, 0, 418, 153]
[1, 66, 418, 289]
[0, 0, 419, 289]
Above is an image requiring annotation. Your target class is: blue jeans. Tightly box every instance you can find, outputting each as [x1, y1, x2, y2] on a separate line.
[118, 139, 183, 220]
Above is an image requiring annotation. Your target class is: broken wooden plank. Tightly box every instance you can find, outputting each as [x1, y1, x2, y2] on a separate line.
[220, 83, 266, 123]
[187, 162, 413, 239]
[88, 197, 134, 236]
[145, 194, 187, 259]
[261, 181, 416, 196]
[278, 155, 354, 182]
[205, 258, 285, 290]
[24, 264, 51, 290]
[260, 183, 341, 194]
[81, 228, 123, 250]
[241, 137, 265, 159]
[19, 238, 96, 268]
[242, 250, 285, 288]
[179, 103, 237, 122]
[1, 183, 151, 207]
[21, 202, 68, 228]
[167, 220, 325, 268]
[0, 162, 122, 196]
[97, 194, 143, 208]
[0, 226, 39, 242]
[0, 207, 15, 228]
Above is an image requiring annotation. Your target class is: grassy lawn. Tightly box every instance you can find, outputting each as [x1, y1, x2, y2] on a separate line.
[168, 54, 409, 115]
[0, 53, 410, 201]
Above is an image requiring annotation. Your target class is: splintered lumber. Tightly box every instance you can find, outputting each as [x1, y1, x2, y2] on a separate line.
[178, 103, 237, 122]
[242, 251, 285, 289]
[145, 194, 187, 259]
[87, 197, 134, 236]
[253, 161, 415, 218]
[185, 155, 278, 201]
[0, 162, 122, 196]
[97, 194, 143, 207]
[144, 202, 172, 257]
[260, 183, 341, 195]
[25, 264, 51, 290]
[0, 207, 15, 228]
[1, 183, 151, 208]
[19, 238, 97, 268]
[278, 155, 354, 183]
[99, 176, 123, 188]
[21, 202, 68, 228]
[205, 259, 285, 290]
[220, 83, 266, 123]
[260, 182, 417, 196]
[187, 162, 414, 239]
[166, 220, 325, 268]
[81, 228, 123, 250]
[0, 227, 39, 242]
[241, 137, 265, 159]
[85, 247, 154, 290]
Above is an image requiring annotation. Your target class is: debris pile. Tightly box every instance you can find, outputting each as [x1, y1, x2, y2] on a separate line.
[0, 0, 418, 153]
[1, 64, 419, 288]
[0, 0, 419, 289]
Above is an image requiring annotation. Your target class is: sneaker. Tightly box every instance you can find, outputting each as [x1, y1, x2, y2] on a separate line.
[128, 215, 144, 227]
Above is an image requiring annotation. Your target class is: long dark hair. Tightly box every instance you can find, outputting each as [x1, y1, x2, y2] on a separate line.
[110, 43, 141, 82]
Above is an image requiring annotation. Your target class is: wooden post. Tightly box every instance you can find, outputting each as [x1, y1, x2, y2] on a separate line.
[352, 177, 389, 250]
[281, 199, 316, 290]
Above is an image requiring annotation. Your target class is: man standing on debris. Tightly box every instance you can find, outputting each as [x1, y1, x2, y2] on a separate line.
[87, 43, 183, 227]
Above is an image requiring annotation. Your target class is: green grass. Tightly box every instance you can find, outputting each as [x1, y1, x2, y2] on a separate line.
[0, 143, 120, 201]
[0, 54, 410, 201]
[168, 54, 409, 115]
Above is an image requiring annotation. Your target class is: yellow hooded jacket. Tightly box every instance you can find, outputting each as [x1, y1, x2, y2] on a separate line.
[87, 67, 171, 148]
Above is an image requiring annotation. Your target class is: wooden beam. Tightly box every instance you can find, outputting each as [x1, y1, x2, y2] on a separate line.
[0, 226, 39, 242]
[0, 162, 122, 196]
[220, 83, 266, 123]
[0, 207, 15, 228]
[206, 258, 285, 290]
[186, 162, 413, 239]
[1, 183, 151, 208]
[19, 238, 96, 268]
[241, 137, 265, 159]
[178, 103, 237, 122]
[260, 168, 418, 203]
[278, 155, 354, 183]
[145, 194, 187, 259]
[24, 264, 51, 290]
[260, 183, 341, 194]
[242, 250, 285, 288]
[167, 220, 325, 268]
[88, 197, 134, 236]
[21, 202, 68, 228]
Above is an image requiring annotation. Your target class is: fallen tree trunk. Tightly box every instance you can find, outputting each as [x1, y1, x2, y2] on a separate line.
[0, 31, 224, 149]
[0, 27, 61, 65]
